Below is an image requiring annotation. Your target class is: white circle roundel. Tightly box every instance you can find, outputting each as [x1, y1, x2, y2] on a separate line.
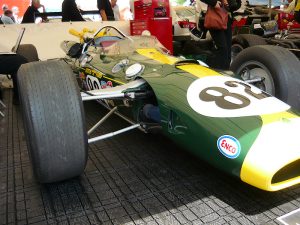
[217, 135, 241, 159]
[186, 76, 290, 118]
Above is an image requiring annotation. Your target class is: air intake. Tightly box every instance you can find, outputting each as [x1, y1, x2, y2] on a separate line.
[272, 159, 300, 184]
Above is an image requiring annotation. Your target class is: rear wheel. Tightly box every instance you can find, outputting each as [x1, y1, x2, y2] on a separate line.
[16, 44, 39, 62]
[230, 45, 300, 110]
[17, 60, 88, 183]
[231, 34, 267, 61]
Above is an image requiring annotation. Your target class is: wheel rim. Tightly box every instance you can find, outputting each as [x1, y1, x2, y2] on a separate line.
[235, 60, 276, 96]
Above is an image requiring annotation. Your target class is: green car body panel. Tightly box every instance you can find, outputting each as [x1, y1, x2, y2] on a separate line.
[64, 34, 300, 191]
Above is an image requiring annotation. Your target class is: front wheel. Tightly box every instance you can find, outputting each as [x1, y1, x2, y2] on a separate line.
[230, 45, 300, 110]
[17, 60, 88, 183]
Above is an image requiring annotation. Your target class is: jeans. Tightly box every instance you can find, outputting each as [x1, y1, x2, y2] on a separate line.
[209, 18, 232, 70]
[295, 11, 300, 24]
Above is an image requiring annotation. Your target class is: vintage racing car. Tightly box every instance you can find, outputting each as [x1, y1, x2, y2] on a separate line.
[17, 26, 300, 191]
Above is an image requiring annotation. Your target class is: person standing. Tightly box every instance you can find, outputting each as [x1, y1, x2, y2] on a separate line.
[111, 0, 120, 20]
[201, 0, 241, 70]
[62, 0, 85, 22]
[22, 0, 46, 23]
[295, 0, 300, 23]
[281, 0, 296, 13]
[97, 0, 115, 21]
[1, 4, 8, 15]
[12, 6, 21, 23]
[1, 10, 15, 24]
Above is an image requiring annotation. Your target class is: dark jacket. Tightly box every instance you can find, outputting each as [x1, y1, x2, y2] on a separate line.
[97, 0, 115, 21]
[201, 0, 241, 14]
[21, 6, 39, 23]
[295, 0, 300, 23]
[62, 0, 85, 22]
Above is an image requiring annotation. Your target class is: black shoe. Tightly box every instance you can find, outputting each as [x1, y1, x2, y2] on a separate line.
[0, 89, 3, 101]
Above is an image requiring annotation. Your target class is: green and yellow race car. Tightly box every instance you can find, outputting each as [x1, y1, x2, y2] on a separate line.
[17, 26, 300, 191]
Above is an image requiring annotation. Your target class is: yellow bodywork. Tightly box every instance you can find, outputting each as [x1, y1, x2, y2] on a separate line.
[241, 112, 300, 191]
[136, 48, 220, 78]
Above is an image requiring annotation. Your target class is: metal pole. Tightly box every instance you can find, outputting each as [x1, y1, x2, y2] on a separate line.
[88, 106, 118, 135]
[97, 100, 147, 132]
[82, 93, 125, 101]
[88, 124, 141, 144]
[268, 0, 272, 20]
[0, 100, 6, 117]
[0, 100, 6, 108]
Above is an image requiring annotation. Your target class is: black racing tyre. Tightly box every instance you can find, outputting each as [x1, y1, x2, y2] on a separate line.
[17, 60, 88, 183]
[230, 45, 300, 110]
[16, 44, 39, 62]
[231, 34, 267, 60]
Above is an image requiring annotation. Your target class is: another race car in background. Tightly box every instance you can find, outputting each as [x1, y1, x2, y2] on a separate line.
[171, 5, 198, 40]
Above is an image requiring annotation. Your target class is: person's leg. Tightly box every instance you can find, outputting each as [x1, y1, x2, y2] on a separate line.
[11, 70, 20, 104]
[295, 11, 300, 24]
[0, 54, 28, 102]
[225, 18, 233, 69]
[142, 104, 161, 123]
[209, 29, 229, 70]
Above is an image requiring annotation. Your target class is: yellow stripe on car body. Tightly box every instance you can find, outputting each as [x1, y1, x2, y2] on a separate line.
[136, 48, 220, 78]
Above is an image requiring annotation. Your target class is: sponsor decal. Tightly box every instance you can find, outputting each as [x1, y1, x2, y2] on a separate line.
[217, 135, 241, 159]
[186, 76, 290, 117]
[86, 76, 115, 90]
[86, 75, 101, 90]
[100, 80, 113, 89]
[84, 68, 103, 78]
[79, 72, 85, 79]
[101, 81, 107, 89]
[107, 81, 113, 88]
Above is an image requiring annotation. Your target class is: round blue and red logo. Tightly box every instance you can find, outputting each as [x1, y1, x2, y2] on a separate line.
[217, 135, 241, 159]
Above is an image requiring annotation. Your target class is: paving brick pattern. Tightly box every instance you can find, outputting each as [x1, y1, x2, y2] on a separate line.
[1, 89, 300, 225]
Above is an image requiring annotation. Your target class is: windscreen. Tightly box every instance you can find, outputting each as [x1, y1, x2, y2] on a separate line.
[93, 35, 168, 56]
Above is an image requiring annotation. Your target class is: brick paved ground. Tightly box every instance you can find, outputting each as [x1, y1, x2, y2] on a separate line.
[1, 89, 300, 225]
